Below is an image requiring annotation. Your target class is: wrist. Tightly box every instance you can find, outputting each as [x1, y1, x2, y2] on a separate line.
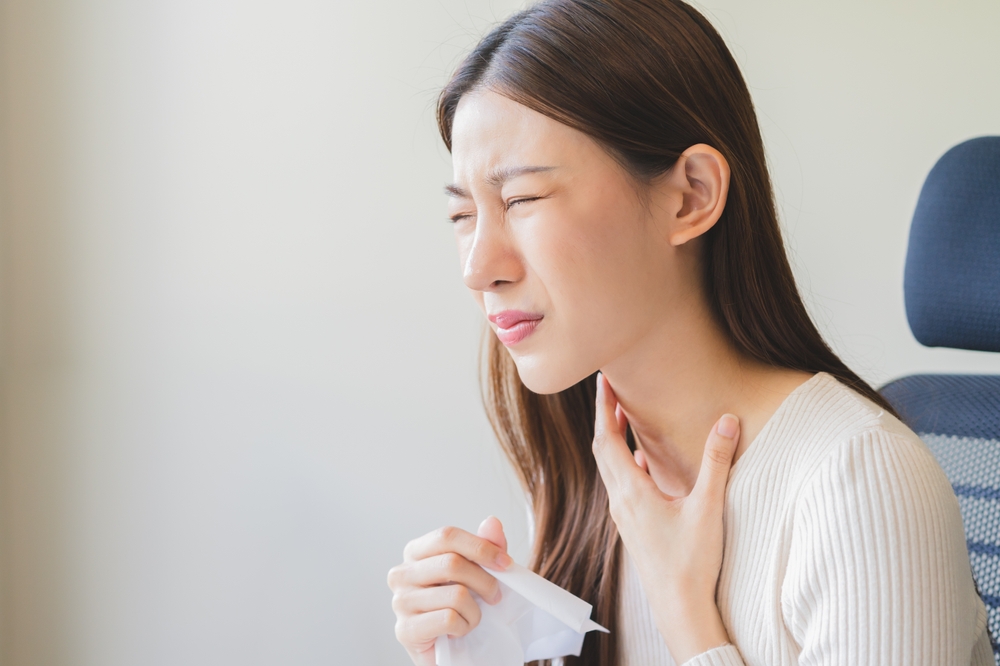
[649, 584, 730, 665]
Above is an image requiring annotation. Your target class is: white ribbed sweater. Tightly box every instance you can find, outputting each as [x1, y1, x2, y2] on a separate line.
[617, 372, 993, 666]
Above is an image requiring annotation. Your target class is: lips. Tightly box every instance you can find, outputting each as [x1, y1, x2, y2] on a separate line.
[488, 310, 543, 346]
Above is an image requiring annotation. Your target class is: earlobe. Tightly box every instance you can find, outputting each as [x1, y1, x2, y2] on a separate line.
[666, 144, 730, 247]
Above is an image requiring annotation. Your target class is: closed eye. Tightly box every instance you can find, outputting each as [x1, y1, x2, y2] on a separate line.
[448, 196, 544, 223]
[506, 196, 542, 210]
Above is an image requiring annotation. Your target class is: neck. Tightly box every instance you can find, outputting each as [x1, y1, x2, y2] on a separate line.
[600, 301, 812, 498]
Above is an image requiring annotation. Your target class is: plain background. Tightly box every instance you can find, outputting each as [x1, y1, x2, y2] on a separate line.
[1, 0, 998, 664]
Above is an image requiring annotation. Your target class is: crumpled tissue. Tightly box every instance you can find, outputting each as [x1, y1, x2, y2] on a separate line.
[434, 561, 608, 666]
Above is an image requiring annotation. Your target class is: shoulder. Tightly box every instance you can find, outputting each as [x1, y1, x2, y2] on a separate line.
[778, 378, 984, 661]
[773, 372, 947, 491]
[785, 375, 961, 540]
[742, 372, 963, 534]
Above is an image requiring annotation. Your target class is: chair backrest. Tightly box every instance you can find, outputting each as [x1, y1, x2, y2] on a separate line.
[903, 136, 1000, 352]
[881, 136, 1000, 663]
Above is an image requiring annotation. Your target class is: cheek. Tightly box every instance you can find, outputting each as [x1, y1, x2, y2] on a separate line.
[520, 193, 665, 374]
[529, 200, 650, 316]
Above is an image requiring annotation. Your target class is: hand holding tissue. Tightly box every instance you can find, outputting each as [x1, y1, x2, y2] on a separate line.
[434, 561, 608, 666]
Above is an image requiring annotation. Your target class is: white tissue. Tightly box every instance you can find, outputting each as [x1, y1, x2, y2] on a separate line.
[434, 562, 608, 666]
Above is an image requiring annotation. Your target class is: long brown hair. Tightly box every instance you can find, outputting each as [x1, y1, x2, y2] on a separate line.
[437, 1, 898, 664]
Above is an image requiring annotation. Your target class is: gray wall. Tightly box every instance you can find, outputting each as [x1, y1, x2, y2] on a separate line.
[0, 1, 997, 664]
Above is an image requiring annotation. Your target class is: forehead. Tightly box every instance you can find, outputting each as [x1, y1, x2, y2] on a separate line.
[450, 89, 595, 180]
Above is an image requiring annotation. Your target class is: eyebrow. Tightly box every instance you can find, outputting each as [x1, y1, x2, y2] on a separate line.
[444, 165, 557, 198]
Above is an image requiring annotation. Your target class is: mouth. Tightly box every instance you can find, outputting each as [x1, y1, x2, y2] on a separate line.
[488, 310, 544, 346]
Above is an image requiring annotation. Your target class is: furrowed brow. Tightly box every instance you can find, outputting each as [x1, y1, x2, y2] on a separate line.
[486, 165, 556, 188]
[444, 166, 556, 198]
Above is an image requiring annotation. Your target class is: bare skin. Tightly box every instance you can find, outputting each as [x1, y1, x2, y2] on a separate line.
[389, 89, 812, 665]
[388, 518, 510, 666]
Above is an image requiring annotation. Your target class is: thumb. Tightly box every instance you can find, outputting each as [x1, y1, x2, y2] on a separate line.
[477, 515, 508, 553]
[692, 414, 740, 501]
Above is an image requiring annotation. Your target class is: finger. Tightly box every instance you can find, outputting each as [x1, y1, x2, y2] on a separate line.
[411, 645, 436, 666]
[404, 526, 512, 571]
[409, 645, 436, 666]
[593, 373, 658, 501]
[389, 553, 502, 603]
[592, 373, 635, 482]
[396, 607, 472, 646]
[615, 403, 628, 437]
[393, 584, 483, 629]
[477, 516, 508, 553]
[691, 413, 740, 502]
[634, 449, 649, 473]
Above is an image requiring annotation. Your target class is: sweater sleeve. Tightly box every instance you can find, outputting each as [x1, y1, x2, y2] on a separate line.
[780, 428, 988, 665]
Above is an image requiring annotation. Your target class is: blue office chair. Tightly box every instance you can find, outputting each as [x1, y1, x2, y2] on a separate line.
[880, 136, 1000, 663]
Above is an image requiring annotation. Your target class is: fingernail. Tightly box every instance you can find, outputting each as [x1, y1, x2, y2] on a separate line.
[491, 588, 503, 604]
[495, 552, 512, 570]
[718, 414, 739, 438]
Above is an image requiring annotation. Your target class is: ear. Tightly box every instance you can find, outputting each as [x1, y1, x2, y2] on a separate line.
[655, 144, 730, 246]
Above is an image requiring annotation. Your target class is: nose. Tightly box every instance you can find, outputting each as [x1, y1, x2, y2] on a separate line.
[461, 211, 522, 292]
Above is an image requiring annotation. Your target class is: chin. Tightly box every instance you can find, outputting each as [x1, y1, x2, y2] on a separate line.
[510, 352, 593, 395]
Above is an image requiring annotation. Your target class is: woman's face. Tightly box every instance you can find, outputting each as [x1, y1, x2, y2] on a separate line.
[447, 89, 691, 394]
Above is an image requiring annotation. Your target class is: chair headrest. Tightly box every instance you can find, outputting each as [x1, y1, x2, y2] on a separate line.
[904, 136, 1000, 353]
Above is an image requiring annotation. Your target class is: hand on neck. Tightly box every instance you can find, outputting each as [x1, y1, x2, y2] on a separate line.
[600, 299, 813, 499]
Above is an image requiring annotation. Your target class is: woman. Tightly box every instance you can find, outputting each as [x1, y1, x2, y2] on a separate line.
[387, 1, 992, 664]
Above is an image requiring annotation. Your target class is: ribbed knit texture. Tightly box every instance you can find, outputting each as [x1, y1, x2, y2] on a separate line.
[617, 372, 993, 666]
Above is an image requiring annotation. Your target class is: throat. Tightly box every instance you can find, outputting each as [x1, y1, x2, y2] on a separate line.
[630, 427, 702, 498]
[621, 367, 816, 499]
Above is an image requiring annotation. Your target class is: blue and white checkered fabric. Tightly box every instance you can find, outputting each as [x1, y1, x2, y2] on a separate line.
[882, 374, 1000, 664]
[923, 433, 1000, 652]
